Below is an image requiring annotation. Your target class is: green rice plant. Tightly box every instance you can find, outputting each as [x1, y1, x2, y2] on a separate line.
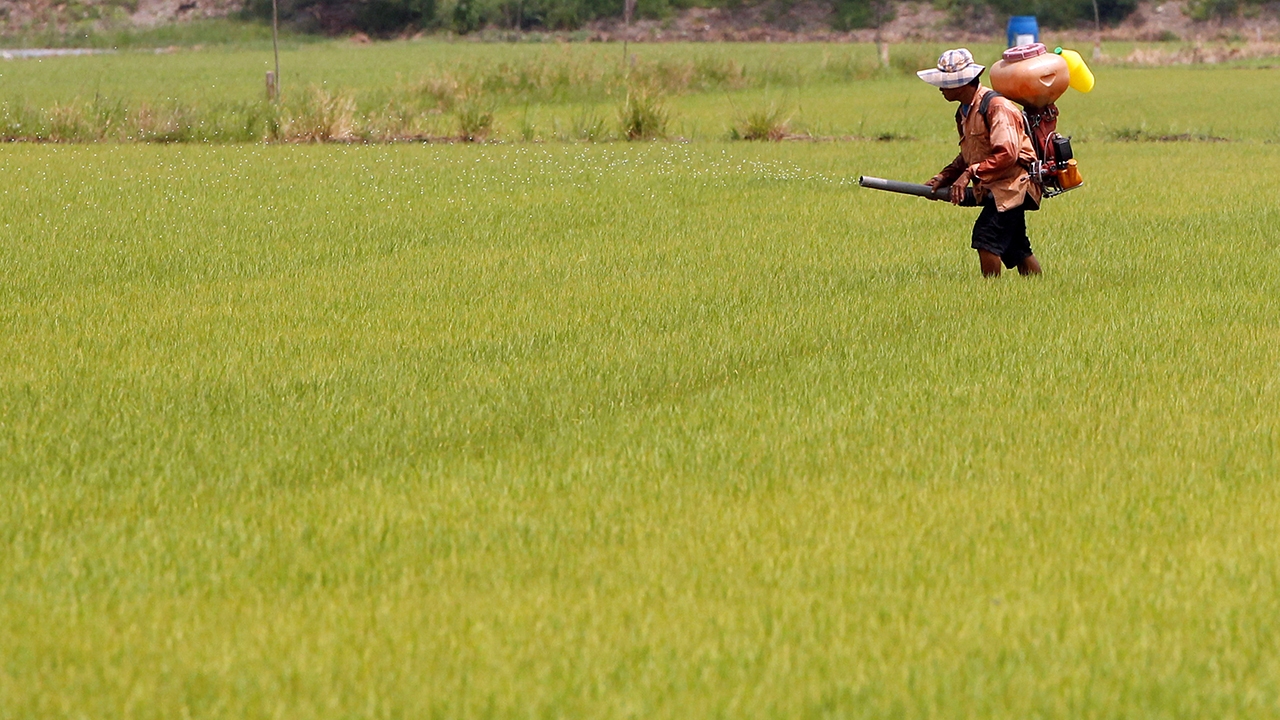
[618, 84, 669, 141]
[2, 141, 1280, 719]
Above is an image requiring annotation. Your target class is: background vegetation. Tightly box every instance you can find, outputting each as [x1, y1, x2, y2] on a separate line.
[239, 0, 1151, 36]
[3, 42, 1279, 143]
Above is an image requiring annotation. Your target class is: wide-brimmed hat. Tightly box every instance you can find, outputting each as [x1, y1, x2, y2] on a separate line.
[917, 48, 985, 89]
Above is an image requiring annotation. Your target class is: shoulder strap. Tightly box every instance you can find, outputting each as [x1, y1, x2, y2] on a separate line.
[956, 90, 1009, 137]
[978, 90, 1040, 158]
[978, 90, 1002, 126]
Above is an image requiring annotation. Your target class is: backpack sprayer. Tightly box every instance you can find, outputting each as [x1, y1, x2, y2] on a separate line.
[861, 44, 1092, 202]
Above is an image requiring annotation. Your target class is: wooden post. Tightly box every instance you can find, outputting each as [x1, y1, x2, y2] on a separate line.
[622, 0, 635, 70]
[271, 0, 282, 101]
[1091, 0, 1103, 59]
[266, 71, 278, 100]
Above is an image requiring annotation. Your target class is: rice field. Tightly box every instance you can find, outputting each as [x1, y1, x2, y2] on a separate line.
[2, 41, 1280, 718]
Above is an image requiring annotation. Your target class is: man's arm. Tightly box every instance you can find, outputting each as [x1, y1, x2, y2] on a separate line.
[926, 154, 967, 189]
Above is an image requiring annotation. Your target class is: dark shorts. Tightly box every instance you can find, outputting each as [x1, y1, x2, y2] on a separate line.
[971, 197, 1034, 269]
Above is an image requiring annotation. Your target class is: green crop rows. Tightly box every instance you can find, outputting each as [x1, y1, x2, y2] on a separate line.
[2, 41, 1280, 719]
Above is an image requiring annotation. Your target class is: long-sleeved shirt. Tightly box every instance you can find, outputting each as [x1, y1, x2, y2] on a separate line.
[931, 85, 1041, 212]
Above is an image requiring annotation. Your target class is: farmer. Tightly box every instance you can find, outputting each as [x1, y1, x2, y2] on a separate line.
[919, 48, 1042, 277]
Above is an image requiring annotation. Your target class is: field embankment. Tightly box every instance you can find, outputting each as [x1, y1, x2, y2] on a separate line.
[3, 42, 1280, 142]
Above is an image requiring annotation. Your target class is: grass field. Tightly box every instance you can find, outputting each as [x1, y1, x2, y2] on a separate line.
[3, 42, 1280, 718]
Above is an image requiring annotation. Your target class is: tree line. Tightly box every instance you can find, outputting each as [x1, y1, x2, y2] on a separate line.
[245, 0, 1252, 37]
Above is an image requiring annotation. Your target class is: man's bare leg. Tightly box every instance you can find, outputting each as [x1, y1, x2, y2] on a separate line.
[1017, 254, 1042, 276]
[978, 250, 1002, 277]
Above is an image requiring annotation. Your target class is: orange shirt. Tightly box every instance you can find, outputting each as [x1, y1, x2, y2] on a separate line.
[931, 85, 1041, 212]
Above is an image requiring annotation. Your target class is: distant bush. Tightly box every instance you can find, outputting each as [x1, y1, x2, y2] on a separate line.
[242, 0, 439, 34]
[832, 0, 895, 31]
[1183, 0, 1270, 20]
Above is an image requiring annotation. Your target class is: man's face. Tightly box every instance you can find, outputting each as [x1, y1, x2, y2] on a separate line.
[940, 86, 966, 103]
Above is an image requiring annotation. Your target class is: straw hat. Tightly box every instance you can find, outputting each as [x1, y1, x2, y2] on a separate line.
[916, 48, 986, 89]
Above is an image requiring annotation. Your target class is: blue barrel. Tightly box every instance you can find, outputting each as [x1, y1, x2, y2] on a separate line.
[1006, 15, 1039, 48]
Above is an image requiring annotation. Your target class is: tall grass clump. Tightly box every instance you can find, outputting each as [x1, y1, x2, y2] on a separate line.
[454, 92, 496, 141]
[273, 87, 358, 143]
[556, 107, 609, 142]
[618, 84, 669, 141]
[128, 103, 204, 143]
[45, 103, 95, 142]
[731, 102, 791, 141]
[0, 102, 43, 141]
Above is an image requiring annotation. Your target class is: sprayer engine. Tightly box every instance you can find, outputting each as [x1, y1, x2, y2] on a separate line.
[1032, 133, 1083, 198]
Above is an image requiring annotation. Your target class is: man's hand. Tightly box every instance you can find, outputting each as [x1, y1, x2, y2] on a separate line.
[924, 177, 941, 200]
[949, 171, 971, 205]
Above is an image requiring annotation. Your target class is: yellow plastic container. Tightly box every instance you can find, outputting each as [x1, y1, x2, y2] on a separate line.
[990, 46, 1070, 109]
[1056, 47, 1096, 93]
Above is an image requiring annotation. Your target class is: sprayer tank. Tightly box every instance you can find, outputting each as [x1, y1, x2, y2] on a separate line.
[989, 43, 1069, 110]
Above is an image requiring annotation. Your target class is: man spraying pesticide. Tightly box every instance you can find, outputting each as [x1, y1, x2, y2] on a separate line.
[859, 46, 1092, 277]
